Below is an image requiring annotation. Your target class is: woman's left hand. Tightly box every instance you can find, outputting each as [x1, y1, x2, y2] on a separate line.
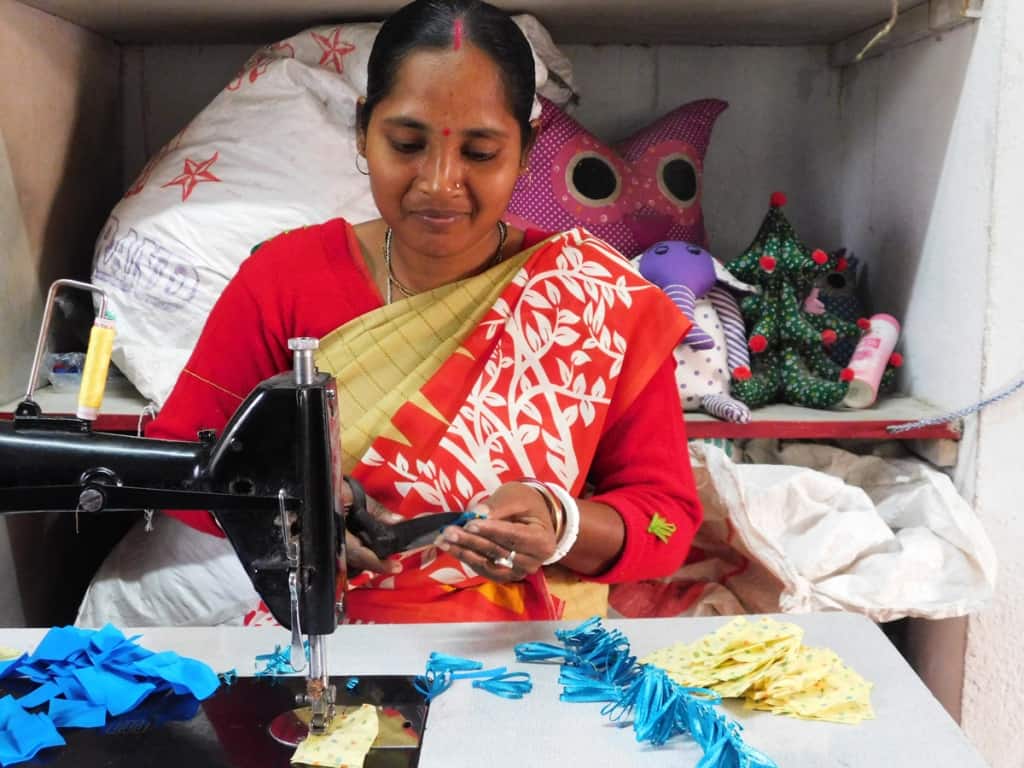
[434, 482, 557, 583]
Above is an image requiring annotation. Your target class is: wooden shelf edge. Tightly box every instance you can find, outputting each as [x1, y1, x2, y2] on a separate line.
[686, 418, 961, 441]
[3, 389, 962, 442]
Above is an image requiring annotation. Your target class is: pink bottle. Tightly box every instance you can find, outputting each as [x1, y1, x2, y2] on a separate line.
[842, 314, 900, 409]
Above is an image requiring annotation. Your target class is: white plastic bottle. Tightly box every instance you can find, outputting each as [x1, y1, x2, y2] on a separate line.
[842, 313, 900, 409]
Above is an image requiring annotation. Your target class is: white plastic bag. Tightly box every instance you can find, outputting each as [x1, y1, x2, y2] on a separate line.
[610, 442, 996, 622]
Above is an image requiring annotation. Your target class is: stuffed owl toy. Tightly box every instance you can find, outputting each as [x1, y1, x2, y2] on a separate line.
[634, 241, 756, 424]
[507, 97, 728, 257]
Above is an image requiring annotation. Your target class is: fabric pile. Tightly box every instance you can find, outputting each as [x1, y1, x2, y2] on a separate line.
[642, 616, 874, 723]
[0, 625, 219, 766]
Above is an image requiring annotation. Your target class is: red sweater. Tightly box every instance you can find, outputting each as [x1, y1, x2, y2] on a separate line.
[148, 219, 702, 583]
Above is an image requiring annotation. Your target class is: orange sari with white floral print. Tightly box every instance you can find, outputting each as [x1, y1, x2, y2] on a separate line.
[247, 228, 688, 625]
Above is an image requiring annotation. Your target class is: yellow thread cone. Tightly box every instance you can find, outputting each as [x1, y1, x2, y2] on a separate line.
[77, 317, 116, 420]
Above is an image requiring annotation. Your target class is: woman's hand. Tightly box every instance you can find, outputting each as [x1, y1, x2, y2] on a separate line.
[340, 479, 402, 576]
[435, 482, 557, 583]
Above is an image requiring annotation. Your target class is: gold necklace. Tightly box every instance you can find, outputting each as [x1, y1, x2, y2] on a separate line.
[384, 221, 508, 304]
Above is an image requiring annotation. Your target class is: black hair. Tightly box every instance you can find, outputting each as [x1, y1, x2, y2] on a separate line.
[360, 0, 536, 147]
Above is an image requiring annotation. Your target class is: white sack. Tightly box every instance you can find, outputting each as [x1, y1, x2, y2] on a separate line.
[92, 17, 575, 406]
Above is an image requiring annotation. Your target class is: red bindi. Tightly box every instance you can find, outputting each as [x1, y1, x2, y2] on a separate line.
[453, 19, 463, 51]
[442, 128, 451, 137]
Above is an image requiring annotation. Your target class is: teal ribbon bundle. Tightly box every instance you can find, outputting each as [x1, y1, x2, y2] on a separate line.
[514, 617, 776, 768]
[253, 641, 310, 677]
[415, 652, 532, 702]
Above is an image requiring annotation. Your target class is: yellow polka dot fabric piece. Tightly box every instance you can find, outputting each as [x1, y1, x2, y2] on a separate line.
[641, 617, 874, 724]
[291, 703, 380, 768]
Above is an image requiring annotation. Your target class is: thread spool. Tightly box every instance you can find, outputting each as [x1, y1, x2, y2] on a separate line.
[842, 313, 900, 409]
[77, 315, 116, 420]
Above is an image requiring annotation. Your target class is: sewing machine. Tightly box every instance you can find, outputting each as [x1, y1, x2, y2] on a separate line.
[0, 282, 454, 760]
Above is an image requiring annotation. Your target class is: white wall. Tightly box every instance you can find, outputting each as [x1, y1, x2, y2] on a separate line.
[564, 44, 843, 262]
[960, 0, 1024, 765]
[837, 12, 1024, 748]
[121, 42, 843, 264]
[837, 21, 995, 432]
[0, 0, 120, 627]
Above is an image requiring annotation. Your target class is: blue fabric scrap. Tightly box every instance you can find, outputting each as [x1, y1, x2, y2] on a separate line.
[73, 667, 156, 717]
[0, 625, 220, 766]
[0, 696, 65, 766]
[15, 683, 61, 710]
[48, 699, 106, 729]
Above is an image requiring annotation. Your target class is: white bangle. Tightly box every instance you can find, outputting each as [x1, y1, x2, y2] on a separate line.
[542, 483, 580, 565]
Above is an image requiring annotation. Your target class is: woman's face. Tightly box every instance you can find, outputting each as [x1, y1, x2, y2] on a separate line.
[359, 43, 528, 259]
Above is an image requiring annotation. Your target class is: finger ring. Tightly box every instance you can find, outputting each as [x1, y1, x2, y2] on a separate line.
[493, 549, 516, 569]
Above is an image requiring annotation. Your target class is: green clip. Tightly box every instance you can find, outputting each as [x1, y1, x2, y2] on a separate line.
[647, 513, 677, 544]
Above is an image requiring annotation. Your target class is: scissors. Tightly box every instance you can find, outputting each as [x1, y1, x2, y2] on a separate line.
[344, 477, 477, 558]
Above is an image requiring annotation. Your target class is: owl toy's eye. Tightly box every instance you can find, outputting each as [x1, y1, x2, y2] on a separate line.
[566, 152, 622, 207]
[549, 136, 629, 226]
[658, 153, 699, 207]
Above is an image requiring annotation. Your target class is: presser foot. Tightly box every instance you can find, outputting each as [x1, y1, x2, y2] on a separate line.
[268, 679, 336, 746]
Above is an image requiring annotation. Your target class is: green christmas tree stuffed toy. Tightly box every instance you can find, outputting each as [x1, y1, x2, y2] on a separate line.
[727, 192, 900, 409]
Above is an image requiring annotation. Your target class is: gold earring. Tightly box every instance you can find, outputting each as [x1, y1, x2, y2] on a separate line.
[355, 154, 369, 176]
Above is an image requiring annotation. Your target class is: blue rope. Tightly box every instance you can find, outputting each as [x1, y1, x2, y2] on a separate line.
[887, 371, 1024, 434]
[515, 618, 777, 768]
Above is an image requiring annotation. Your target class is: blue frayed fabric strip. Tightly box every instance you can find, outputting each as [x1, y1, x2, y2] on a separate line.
[471, 672, 533, 700]
[426, 653, 483, 673]
[515, 618, 777, 768]
[0, 625, 220, 766]
[444, 511, 483, 529]
[416, 654, 531, 703]
[413, 670, 453, 702]
[450, 666, 507, 681]
[254, 642, 309, 677]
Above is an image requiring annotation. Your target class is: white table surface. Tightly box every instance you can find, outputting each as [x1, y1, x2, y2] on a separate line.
[0, 613, 989, 768]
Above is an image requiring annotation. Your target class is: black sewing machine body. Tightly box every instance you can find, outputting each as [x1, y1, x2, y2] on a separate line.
[0, 370, 342, 634]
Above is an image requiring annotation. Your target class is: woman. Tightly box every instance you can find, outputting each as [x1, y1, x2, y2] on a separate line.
[147, 0, 702, 623]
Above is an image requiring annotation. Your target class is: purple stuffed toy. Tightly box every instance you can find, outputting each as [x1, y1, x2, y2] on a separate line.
[637, 242, 718, 349]
[636, 241, 755, 424]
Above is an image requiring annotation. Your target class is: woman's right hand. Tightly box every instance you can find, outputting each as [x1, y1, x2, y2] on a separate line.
[340, 480, 403, 575]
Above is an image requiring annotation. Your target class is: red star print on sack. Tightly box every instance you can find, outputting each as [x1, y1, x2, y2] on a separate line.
[311, 27, 356, 74]
[227, 42, 295, 91]
[161, 152, 222, 201]
[125, 127, 188, 197]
